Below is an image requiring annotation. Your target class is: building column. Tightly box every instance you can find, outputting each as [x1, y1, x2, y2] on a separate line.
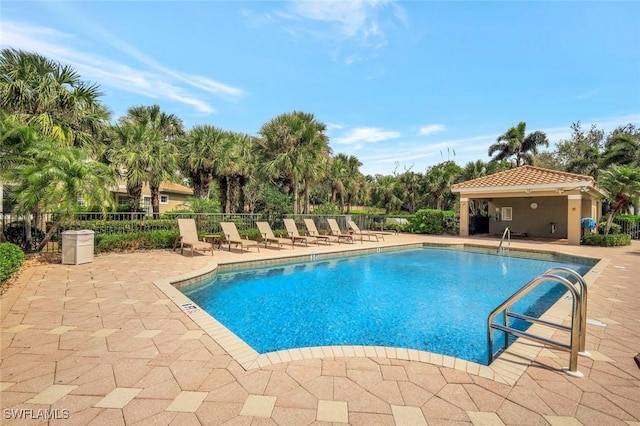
[567, 195, 582, 245]
[460, 197, 469, 237]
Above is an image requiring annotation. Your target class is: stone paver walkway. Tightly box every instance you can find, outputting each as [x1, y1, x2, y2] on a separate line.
[1, 235, 639, 425]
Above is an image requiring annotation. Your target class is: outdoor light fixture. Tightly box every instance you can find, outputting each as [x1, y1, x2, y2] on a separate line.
[495, 207, 500, 221]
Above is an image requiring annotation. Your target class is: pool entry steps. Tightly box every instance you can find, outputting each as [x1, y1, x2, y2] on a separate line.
[488, 267, 589, 377]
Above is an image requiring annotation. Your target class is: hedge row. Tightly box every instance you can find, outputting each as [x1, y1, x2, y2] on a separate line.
[409, 209, 458, 235]
[581, 234, 631, 247]
[94, 230, 179, 253]
[0, 242, 25, 283]
[93, 229, 263, 254]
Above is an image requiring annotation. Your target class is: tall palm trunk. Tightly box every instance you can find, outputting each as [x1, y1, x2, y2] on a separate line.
[304, 180, 311, 214]
[238, 175, 246, 213]
[193, 171, 211, 198]
[292, 180, 300, 215]
[228, 175, 242, 213]
[127, 184, 142, 211]
[218, 177, 228, 214]
[150, 183, 161, 218]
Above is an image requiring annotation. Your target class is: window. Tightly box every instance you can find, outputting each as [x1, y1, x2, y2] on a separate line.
[501, 207, 513, 221]
[160, 194, 169, 204]
[143, 197, 152, 213]
[117, 195, 132, 206]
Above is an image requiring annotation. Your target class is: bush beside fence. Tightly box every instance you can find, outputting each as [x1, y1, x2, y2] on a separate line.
[409, 209, 458, 235]
[0, 242, 25, 282]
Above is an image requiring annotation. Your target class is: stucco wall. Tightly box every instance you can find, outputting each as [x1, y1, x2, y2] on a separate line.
[489, 196, 568, 238]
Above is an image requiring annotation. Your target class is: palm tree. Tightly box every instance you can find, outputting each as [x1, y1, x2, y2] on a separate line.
[181, 125, 234, 200]
[109, 123, 156, 211]
[11, 141, 115, 251]
[329, 154, 348, 209]
[597, 165, 640, 235]
[424, 161, 462, 210]
[117, 105, 183, 215]
[256, 111, 329, 215]
[219, 132, 254, 213]
[0, 48, 111, 153]
[488, 122, 549, 166]
[372, 175, 401, 214]
[600, 133, 640, 168]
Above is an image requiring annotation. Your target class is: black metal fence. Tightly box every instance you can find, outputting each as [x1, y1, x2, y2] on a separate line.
[614, 217, 640, 239]
[0, 212, 384, 253]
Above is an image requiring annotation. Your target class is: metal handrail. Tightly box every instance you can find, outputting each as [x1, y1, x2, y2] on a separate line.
[497, 227, 511, 253]
[488, 272, 585, 377]
[543, 267, 589, 355]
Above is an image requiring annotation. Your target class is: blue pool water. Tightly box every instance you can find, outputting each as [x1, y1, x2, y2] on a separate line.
[183, 248, 593, 364]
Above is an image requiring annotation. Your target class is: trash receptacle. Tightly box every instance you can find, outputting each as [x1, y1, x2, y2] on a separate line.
[62, 230, 95, 265]
[580, 218, 596, 237]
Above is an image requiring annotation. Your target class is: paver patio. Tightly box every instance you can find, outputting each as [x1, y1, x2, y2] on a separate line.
[1, 234, 639, 425]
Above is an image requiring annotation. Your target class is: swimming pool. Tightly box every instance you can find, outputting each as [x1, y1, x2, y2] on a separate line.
[182, 247, 593, 364]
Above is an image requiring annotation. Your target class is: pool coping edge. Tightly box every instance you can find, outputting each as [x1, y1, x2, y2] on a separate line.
[152, 242, 607, 383]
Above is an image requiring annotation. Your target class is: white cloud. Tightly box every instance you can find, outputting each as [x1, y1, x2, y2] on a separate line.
[417, 124, 446, 136]
[575, 90, 598, 100]
[0, 20, 244, 114]
[333, 127, 402, 145]
[266, 0, 408, 63]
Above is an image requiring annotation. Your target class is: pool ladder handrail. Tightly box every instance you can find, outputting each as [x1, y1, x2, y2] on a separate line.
[497, 227, 511, 253]
[487, 267, 588, 377]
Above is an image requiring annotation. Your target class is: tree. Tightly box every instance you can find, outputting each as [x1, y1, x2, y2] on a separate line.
[597, 165, 640, 235]
[256, 111, 329, 215]
[600, 133, 640, 168]
[109, 123, 156, 211]
[554, 122, 604, 176]
[116, 105, 183, 215]
[218, 132, 254, 213]
[328, 154, 364, 213]
[11, 141, 115, 251]
[0, 48, 111, 153]
[371, 175, 401, 214]
[181, 125, 233, 199]
[488, 122, 549, 166]
[424, 161, 462, 210]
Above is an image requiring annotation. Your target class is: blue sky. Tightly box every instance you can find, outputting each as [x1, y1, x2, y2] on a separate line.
[2, 1, 639, 175]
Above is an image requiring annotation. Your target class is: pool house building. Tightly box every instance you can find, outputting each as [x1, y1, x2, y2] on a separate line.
[451, 165, 608, 245]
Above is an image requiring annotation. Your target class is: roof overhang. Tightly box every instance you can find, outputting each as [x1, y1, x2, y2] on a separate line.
[452, 181, 607, 198]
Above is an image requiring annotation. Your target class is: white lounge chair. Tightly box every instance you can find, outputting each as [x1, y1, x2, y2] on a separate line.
[220, 222, 260, 252]
[174, 218, 214, 257]
[326, 218, 354, 244]
[283, 219, 310, 247]
[347, 220, 382, 242]
[257, 222, 294, 249]
[303, 219, 331, 245]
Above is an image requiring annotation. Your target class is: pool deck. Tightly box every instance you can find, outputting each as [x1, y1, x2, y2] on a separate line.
[1, 234, 639, 425]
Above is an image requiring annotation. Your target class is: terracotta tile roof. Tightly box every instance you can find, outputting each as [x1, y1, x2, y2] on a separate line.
[160, 182, 194, 194]
[451, 165, 594, 190]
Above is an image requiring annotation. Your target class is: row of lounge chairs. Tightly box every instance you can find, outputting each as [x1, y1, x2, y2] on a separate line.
[174, 218, 386, 256]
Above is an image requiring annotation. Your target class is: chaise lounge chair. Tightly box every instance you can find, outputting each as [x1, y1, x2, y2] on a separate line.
[326, 219, 354, 244]
[303, 219, 331, 245]
[174, 218, 214, 257]
[220, 222, 260, 252]
[257, 222, 294, 249]
[347, 220, 382, 242]
[283, 219, 311, 247]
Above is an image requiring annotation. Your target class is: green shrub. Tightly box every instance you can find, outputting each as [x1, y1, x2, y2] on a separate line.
[94, 230, 179, 253]
[597, 221, 621, 235]
[0, 242, 25, 282]
[62, 218, 177, 234]
[409, 209, 458, 234]
[581, 233, 631, 247]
